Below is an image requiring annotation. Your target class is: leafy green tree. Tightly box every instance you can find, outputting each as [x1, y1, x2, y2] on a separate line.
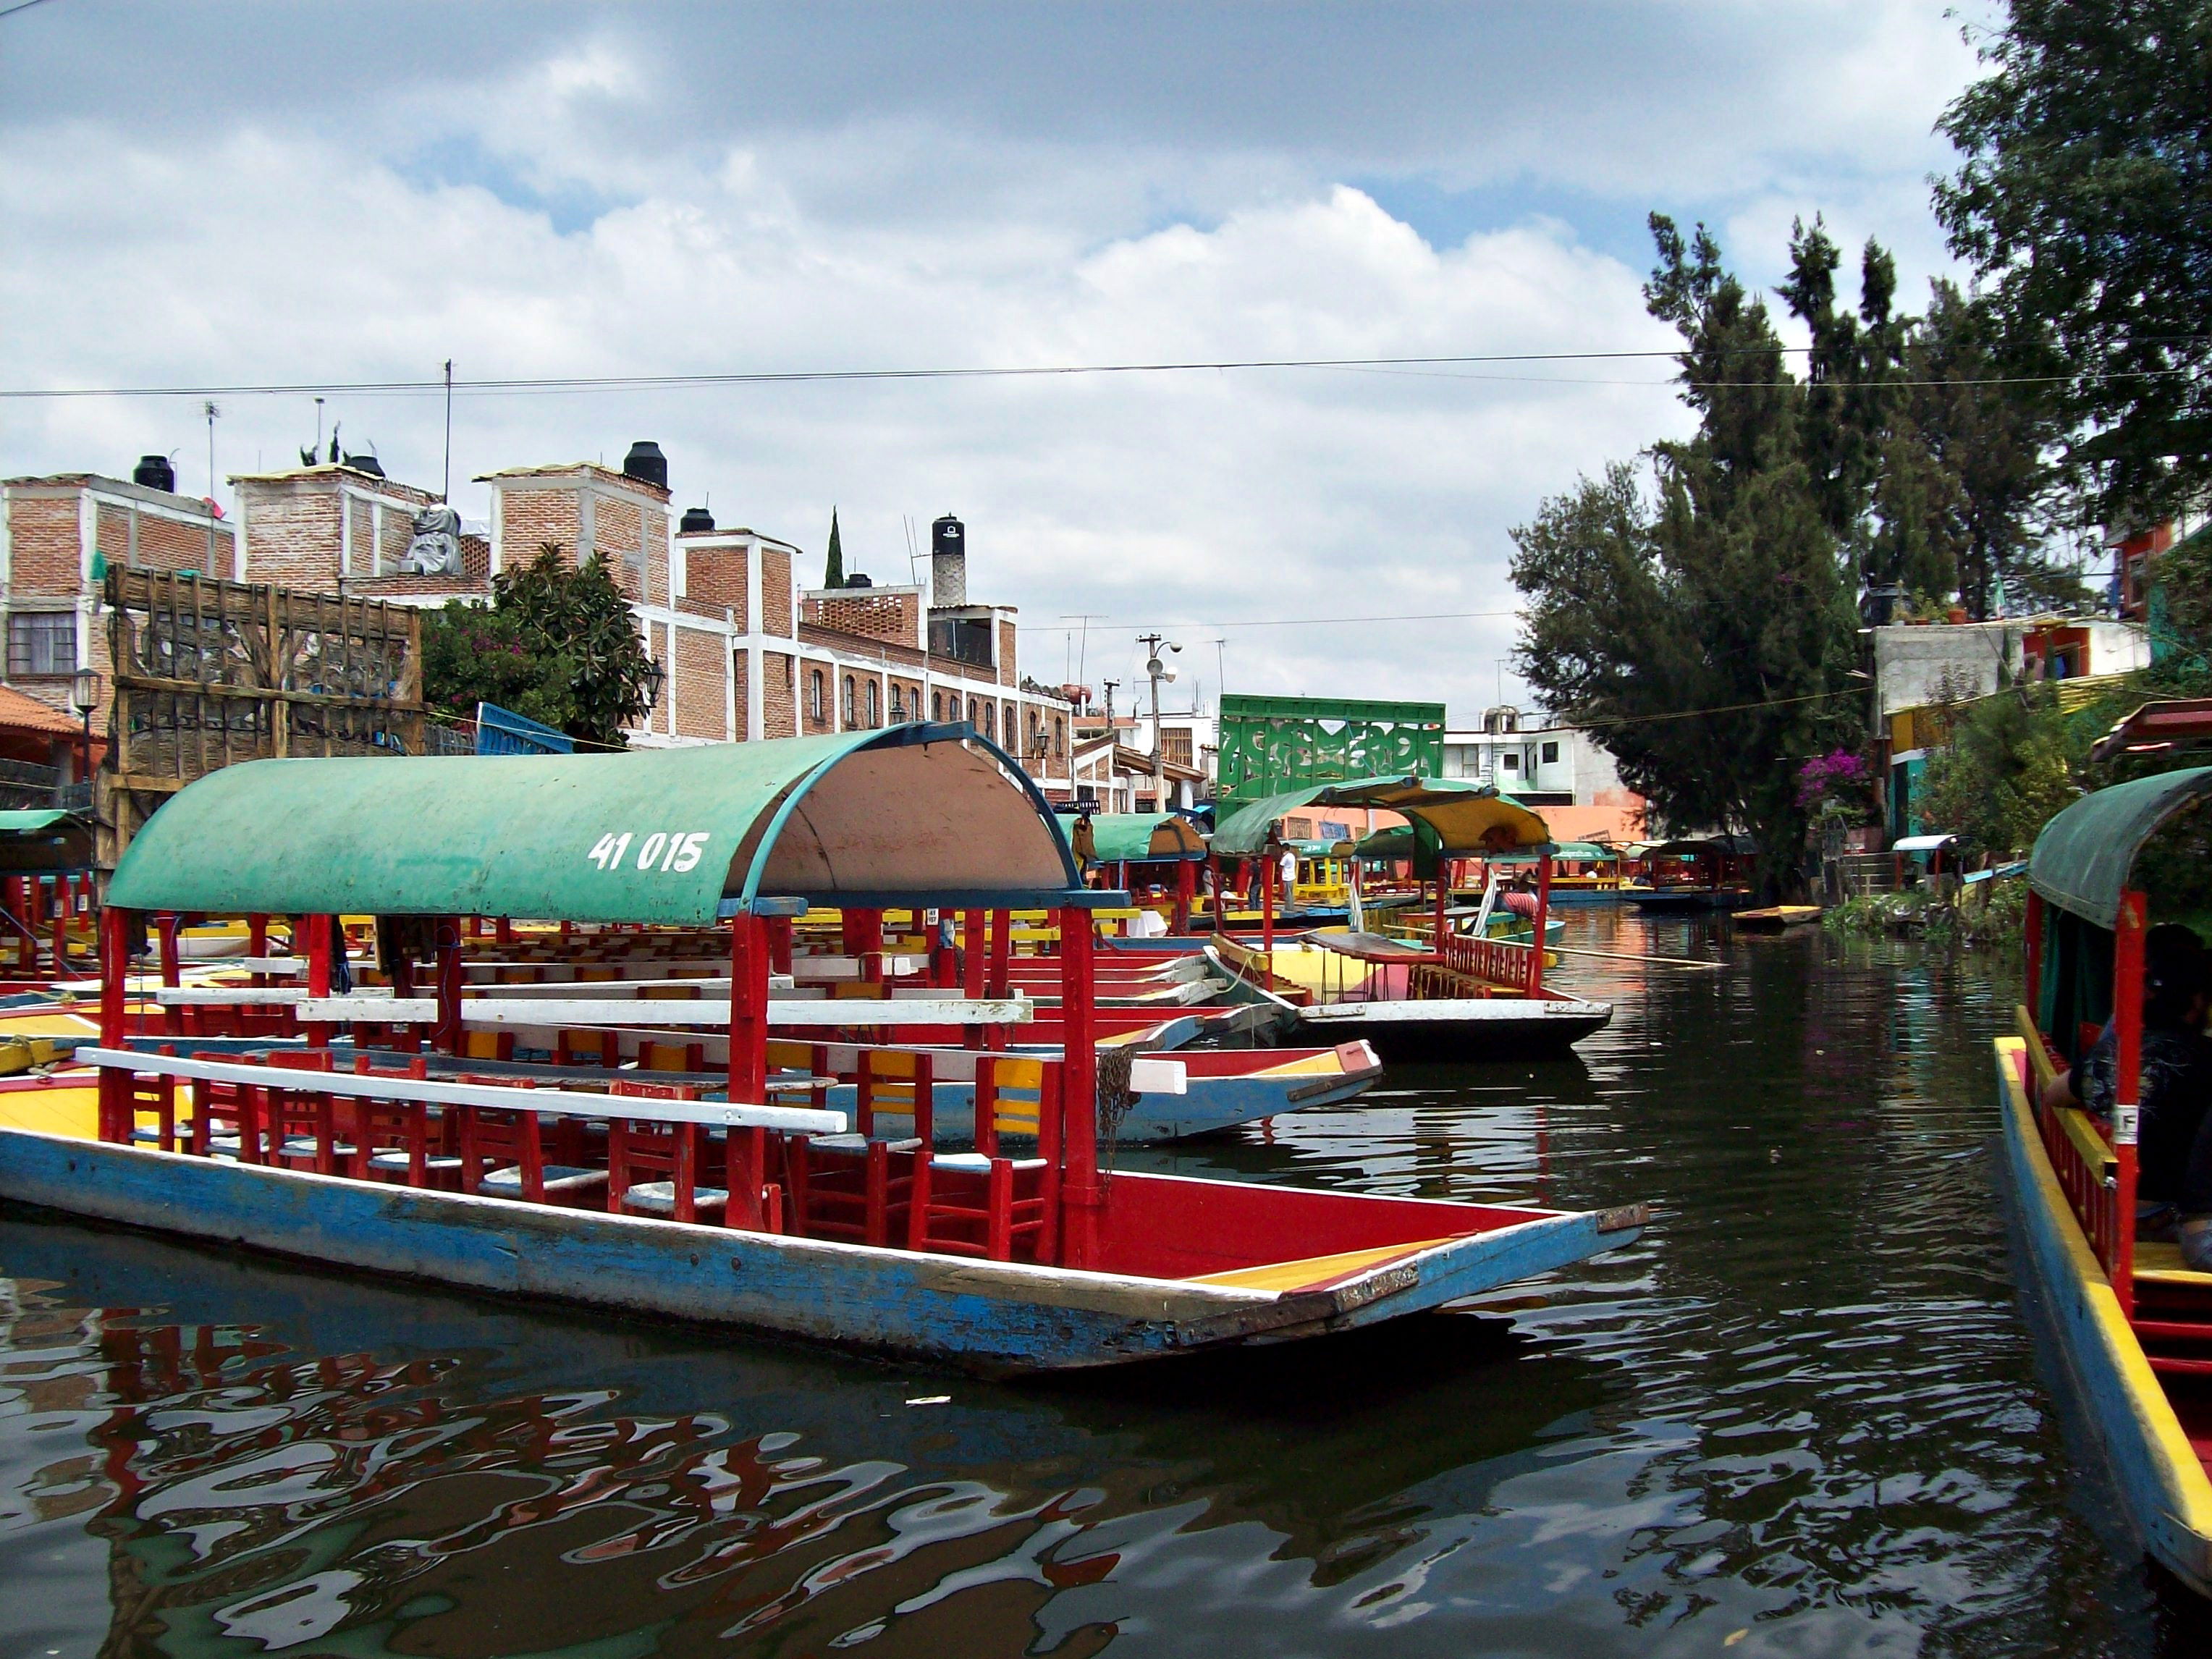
[1936, 0, 2212, 525]
[422, 543, 659, 748]
[824, 507, 844, 588]
[1513, 219, 1863, 897]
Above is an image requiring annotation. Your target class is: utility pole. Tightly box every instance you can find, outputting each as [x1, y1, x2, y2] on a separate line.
[203, 401, 221, 571]
[1139, 632, 1182, 814]
[442, 359, 455, 501]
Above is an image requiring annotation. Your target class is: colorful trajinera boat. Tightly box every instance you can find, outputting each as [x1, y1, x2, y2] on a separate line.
[1623, 836, 1757, 911]
[1202, 777, 1611, 1058]
[0, 727, 1645, 1372]
[1998, 762, 2212, 1594]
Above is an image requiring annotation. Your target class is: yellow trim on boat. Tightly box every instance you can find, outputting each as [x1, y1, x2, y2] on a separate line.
[1996, 1035, 2212, 1582]
[0, 1082, 98, 1138]
[1191, 1235, 1459, 1292]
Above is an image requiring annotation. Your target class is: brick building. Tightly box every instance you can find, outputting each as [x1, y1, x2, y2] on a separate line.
[0, 458, 236, 746]
[222, 441, 1078, 792]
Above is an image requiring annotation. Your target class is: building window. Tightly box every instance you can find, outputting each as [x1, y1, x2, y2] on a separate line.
[842, 675, 856, 727]
[1500, 752, 1519, 772]
[808, 669, 825, 724]
[1162, 730, 1194, 769]
[982, 702, 995, 739]
[890, 686, 904, 723]
[7, 612, 75, 677]
[1542, 740, 1559, 766]
[1055, 717, 1065, 759]
[967, 697, 979, 727]
[866, 680, 881, 727]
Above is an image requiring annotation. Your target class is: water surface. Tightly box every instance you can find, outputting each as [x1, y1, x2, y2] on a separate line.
[6, 911, 2211, 1657]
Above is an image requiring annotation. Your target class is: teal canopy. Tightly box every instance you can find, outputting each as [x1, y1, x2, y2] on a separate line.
[1088, 813, 1205, 863]
[1212, 775, 1550, 858]
[2029, 765, 2212, 928]
[110, 726, 1087, 924]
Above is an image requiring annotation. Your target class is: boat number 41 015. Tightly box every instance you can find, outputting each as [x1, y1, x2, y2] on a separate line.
[586, 832, 712, 873]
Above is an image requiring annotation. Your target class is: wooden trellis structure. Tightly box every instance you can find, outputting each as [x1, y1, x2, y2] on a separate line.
[100, 568, 428, 864]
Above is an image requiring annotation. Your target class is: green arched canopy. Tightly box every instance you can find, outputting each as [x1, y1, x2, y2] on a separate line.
[2029, 765, 2212, 928]
[1087, 813, 1206, 863]
[1211, 775, 1550, 858]
[109, 726, 1087, 924]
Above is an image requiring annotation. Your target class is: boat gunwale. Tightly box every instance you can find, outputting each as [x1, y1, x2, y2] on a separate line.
[1993, 1034, 2212, 1592]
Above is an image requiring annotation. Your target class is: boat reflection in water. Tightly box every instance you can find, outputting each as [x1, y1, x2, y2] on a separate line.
[0, 1212, 1609, 1658]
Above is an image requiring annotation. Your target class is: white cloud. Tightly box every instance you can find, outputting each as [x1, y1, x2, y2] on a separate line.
[0, 6, 1985, 715]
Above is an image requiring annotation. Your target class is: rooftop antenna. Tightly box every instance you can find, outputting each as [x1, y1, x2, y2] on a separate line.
[1102, 678, 1119, 722]
[314, 395, 325, 455]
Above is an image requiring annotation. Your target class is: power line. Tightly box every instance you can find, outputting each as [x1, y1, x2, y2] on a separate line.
[0, 0, 62, 20]
[7, 342, 2203, 402]
[1021, 607, 1521, 633]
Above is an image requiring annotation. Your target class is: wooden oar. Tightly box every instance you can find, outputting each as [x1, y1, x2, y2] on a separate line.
[1548, 944, 1725, 971]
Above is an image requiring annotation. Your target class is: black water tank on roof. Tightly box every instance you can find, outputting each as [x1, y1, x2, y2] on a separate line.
[623, 441, 668, 491]
[680, 505, 715, 533]
[133, 455, 175, 493]
[845, 573, 872, 588]
[344, 453, 385, 477]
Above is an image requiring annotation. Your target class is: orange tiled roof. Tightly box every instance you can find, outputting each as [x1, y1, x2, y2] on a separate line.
[0, 684, 84, 738]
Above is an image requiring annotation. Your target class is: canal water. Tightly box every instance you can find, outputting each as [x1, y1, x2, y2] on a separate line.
[4, 911, 2209, 1658]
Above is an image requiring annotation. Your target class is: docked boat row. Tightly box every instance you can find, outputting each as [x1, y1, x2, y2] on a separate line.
[0, 725, 1647, 1373]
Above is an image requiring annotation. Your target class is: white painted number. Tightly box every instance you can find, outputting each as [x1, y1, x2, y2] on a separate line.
[586, 830, 711, 874]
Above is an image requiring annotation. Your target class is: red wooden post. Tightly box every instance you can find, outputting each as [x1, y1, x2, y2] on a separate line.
[963, 909, 985, 995]
[1432, 869, 1448, 950]
[48, 877, 67, 977]
[2024, 890, 2045, 1023]
[98, 906, 130, 1141]
[1058, 903, 1099, 1269]
[768, 914, 793, 975]
[434, 919, 464, 1055]
[1173, 858, 1194, 934]
[727, 911, 770, 1230]
[2112, 889, 2145, 1319]
[987, 908, 1011, 997]
[157, 913, 182, 1035]
[304, 913, 334, 1049]
[1527, 851, 1553, 996]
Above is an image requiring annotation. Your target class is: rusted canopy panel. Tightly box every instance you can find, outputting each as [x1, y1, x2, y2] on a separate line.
[109, 725, 1084, 922]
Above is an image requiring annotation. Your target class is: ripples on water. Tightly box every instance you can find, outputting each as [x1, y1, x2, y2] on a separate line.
[7, 913, 2212, 1657]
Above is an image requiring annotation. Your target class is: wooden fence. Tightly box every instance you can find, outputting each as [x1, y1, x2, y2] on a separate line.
[100, 568, 429, 863]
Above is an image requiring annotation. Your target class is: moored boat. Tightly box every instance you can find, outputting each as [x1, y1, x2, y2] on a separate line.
[1996, 760, 2212, 1594]
[0, 725, 1644, 1372]
[1203, 777, 1612, 1058]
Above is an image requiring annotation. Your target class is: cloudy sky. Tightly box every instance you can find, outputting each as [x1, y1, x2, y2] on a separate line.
[0, 1, 1990, 718]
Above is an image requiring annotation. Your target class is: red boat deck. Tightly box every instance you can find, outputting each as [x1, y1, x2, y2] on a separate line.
[2133, 1246, 2212, 1478]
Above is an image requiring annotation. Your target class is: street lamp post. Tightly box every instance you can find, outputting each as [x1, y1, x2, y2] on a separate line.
[69, 667, 98, 796]
[1138, 633, 1181, 814]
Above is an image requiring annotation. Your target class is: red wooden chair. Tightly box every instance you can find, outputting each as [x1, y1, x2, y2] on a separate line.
[557, 1029, 617, 1068]
[908, 1056, 1058, 1262]
[186, 1057, 261, 1162]
[606, 1080, 722, 1223]
[456, 1086, 608, 1208]
[124, 1051, 182, 1153]
[638, 1038, 709, 1075]
[353, 1058, 466, 1189]
[786, 1048, 925, 1246]
[266, 1050, 355, 1174]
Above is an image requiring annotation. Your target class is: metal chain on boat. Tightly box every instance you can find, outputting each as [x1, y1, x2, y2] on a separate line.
[1096, 1046, 1136, 1170]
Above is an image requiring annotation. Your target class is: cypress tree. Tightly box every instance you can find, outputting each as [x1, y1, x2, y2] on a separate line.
[824, 508, 845, 588]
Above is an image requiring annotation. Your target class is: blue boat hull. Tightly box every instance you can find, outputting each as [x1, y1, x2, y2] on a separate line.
[0, 1128, 1641, 1375]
